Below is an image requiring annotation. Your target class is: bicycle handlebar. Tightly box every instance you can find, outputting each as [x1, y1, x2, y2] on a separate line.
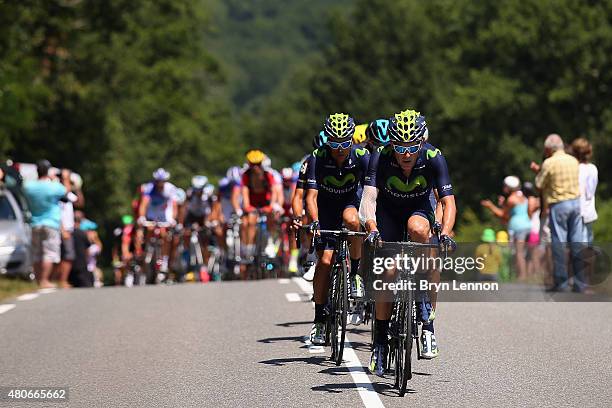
[140, 221, 173, 228]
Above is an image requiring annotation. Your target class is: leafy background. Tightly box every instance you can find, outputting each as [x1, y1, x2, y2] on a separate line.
[1, 0, 611, 245]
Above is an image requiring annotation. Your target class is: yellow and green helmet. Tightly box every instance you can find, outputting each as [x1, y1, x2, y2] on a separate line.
[388, 109, 427, 143]
[324, 113, 355, 141]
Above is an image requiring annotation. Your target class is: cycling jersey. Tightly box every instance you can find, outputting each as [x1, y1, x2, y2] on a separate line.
[142, 181, 177, 222]
[305, 145, 370, 250]
[364, 143, 453, 239]
[242, 168, 276, 209]
[365, 143, 453, 208]
[305, 145, 370, 199]
[296, 155, 311, 190]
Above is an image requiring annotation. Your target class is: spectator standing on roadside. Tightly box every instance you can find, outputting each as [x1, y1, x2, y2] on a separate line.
[70, 211, 93, 287]
[23, 160, 66, 288]
[531, 134, 584, 292]
[56, 169, 78, 289]
[481, 176, 531, 280]
[80, 217, 103, 288]
[570, 138, 598, 244]
[474, 228, 502, 281]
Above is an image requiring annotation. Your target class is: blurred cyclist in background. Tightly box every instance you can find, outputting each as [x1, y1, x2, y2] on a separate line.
[137, 168, 178, 274]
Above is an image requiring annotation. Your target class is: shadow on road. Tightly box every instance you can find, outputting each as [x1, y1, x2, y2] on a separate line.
[258, 356, 326, 367]
[275, 320, 312, 327]
[257, 335, 306, 344]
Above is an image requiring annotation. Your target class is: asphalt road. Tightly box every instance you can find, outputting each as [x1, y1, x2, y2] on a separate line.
[1, 279, 611, 408]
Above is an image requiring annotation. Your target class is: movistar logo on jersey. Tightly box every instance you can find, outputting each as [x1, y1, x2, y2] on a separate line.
[314, 148, 327, 158]
[386, 175, 427, 193]
[426, 148, 441, 159]
[323, 173, 355, 187]
[355, 147, 368, 157]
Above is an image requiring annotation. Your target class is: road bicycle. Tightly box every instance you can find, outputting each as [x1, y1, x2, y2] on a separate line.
[299, 224, 367, 365]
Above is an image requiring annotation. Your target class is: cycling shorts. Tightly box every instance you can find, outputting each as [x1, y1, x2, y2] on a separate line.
[377, 199, 435, 242]
[315, 192, 361, 251]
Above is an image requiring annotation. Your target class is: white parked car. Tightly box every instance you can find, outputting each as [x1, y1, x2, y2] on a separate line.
[0, 186, 33, 280]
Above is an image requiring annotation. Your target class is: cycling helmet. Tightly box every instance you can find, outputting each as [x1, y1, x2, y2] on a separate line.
[366, 119, 391, 146]
[191, 175, 208, 190]
[353, 124, 368, 144]
[262, 154, 272, 169]
[388, 109, 427, 143]
[174, 188, 187, 204]
[203, 183, 215, 198]
[226, 166, 242, 183]
[281, 167, 294, 180]
[152, 167, 170, 181]
[246, 149, 265, 165]
[312, 131, 328, 149]
[291, 161, 302, 174]
[323, 113, 355, 141]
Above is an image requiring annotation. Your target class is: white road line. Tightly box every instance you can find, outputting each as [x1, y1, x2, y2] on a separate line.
[291, 278, 384, 407]
[278, 278, 291, 284]
[291, 277, 313, 294]
[38, 288, 57, 294]
[285, 293, 301, 302]
[0, 304, 16, 315]
[344, 339, 385, 408]
[17, 293, 39, 301]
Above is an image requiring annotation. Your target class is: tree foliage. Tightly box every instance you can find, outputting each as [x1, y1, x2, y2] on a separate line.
[251, 0, 612, 229]
[1, 0, 241, 223]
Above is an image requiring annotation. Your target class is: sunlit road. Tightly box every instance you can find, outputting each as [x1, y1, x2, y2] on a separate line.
[1, 280, 611, 407]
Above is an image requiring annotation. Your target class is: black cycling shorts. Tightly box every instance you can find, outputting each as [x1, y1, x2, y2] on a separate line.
[377, 199, 435, 242]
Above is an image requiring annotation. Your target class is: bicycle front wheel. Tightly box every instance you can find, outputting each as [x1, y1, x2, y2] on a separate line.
[331, 262, 348, 366]
[397, 295, 414, 396]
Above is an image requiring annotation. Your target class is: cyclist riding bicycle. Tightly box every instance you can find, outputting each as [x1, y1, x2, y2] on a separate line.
[365, 118, 391, 153]
[281, 167, 300, 273]
[353, 123, 368, 146]
[111, 214, 136, 285]
[291, 131, 327, 281]
[359, 109, 456, 375]
[305, 113, 370, 345]
[137, 168, 178, 274]
[180, 176, 212, 271]
[241, 150, 279, 265]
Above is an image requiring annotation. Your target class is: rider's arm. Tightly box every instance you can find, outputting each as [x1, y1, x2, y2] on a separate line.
[304, 154, 319, 222]
[439, 195, 456, 237]
[360, 149, 380, 233]
[292, 188, 304, 218]
[231, 184, 241, 212]
[242, 185, 251, 210]
[138, 195, 150, 219]
[305, 188, 318, 222]
[359, 185, 378, 233]
[172, 199, 179, 223]
[431, 149, 456, 236]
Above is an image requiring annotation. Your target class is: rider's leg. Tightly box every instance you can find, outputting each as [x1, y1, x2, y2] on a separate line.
[343, 207, 361, 271]
[407, 213, 439, 358]
[160, 228, 170, 272]
[246, 212, 257, 254]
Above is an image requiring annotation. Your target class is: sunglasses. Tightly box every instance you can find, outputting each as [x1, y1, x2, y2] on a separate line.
[327, 140, 352, 150]
[392, 142, 421, 155]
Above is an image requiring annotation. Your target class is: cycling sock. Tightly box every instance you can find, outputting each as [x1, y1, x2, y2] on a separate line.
[314, 304, 326, 323]
[375, 319, 390, 345]
[350, 258, 360, 276]
[422, 321, 434, 334]
[291, 249, 299, 257]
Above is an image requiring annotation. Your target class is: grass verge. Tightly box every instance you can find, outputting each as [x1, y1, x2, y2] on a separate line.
[0, 277, 38, 302]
